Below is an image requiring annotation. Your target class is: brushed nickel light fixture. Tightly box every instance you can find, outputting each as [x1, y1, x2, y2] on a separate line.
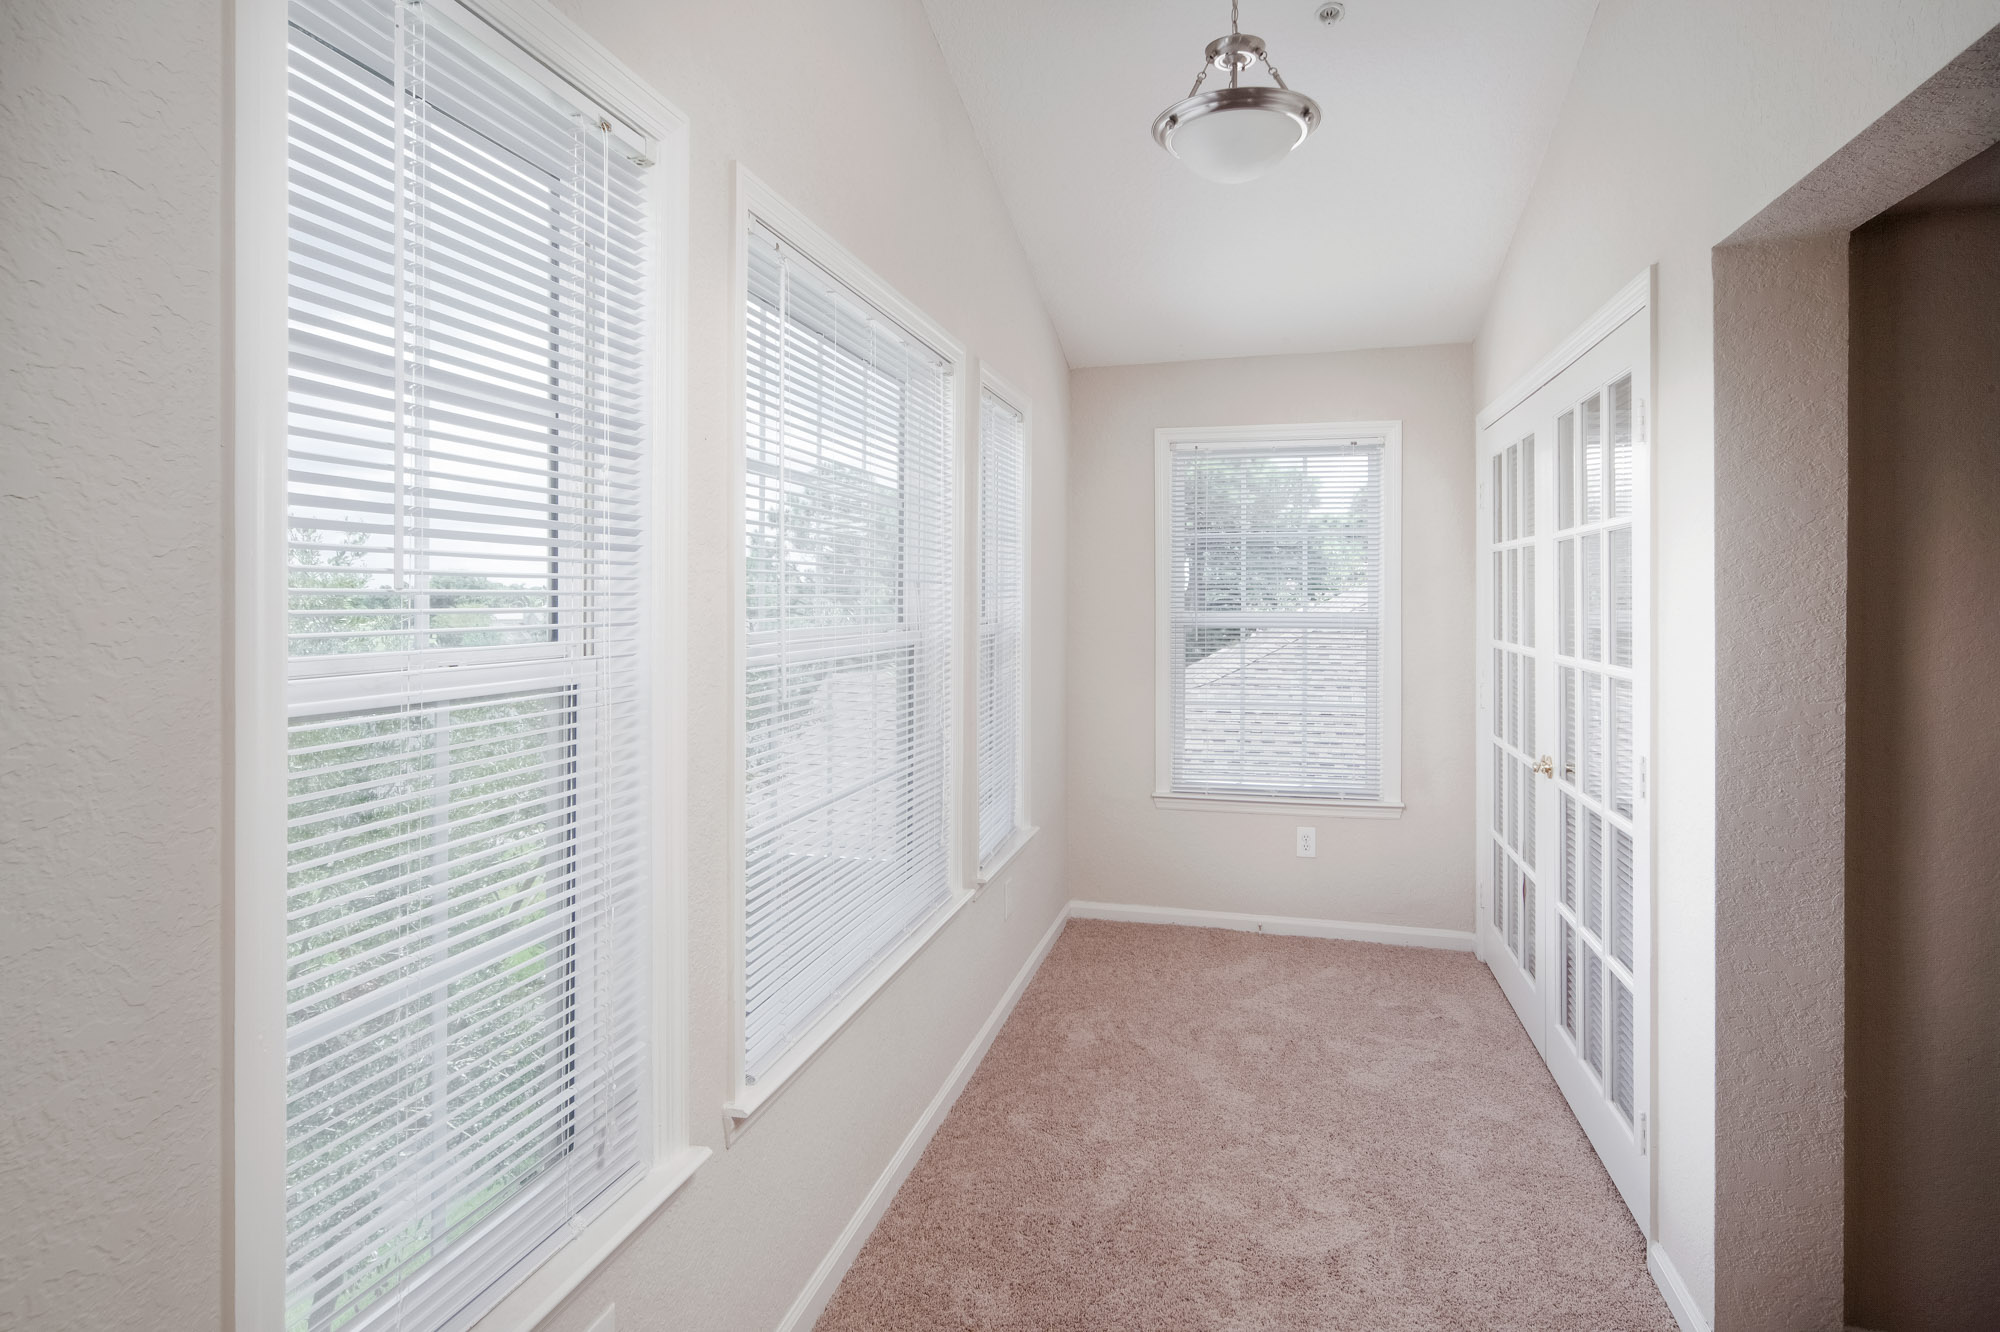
[1152, 0, 1323, 183]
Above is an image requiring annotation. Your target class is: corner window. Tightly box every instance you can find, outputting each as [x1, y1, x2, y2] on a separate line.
[1155, 424, 1403, 812]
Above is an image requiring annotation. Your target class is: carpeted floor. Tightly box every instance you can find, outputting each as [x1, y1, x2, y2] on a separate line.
[816, 919, 1677, 1331]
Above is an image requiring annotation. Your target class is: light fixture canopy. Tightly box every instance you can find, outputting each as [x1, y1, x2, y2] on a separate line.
[1153, 1, 1323, 183]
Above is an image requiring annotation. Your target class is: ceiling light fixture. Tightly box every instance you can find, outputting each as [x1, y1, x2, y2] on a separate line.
[1152, 0, 1323, 184]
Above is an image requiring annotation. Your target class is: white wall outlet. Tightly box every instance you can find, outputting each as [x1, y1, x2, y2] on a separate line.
[1296, 826, 1317, 857]
[585, 1306, 615, 1332]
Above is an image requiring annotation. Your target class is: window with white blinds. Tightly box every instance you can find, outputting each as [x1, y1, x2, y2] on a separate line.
[741, 219, 957, 1084]
[977, 388, 1028, 868]
[282, 1, 656, 1327]
[1159, 428, 1400, 804]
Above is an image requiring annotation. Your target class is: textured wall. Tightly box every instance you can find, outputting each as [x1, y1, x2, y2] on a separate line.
[1846, 203, 2000, 1332]
[0, 1, 226, 1329]
[1712, 233, 1850, 1332]
[1472, 4, 2000, 1319]
[1066, 346, 1475, 934]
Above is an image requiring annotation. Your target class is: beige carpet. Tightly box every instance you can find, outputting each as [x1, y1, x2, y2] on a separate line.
[817, 919, 1677, 1331]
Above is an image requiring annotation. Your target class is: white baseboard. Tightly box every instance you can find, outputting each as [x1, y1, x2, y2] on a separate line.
[772, 905, 1071, 1332]
[1067, 900, 1476, 952]
[1648, 1242, 1711, 1332]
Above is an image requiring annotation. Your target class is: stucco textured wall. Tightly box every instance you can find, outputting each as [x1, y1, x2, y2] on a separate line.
[0, 1, 226, 1328]
[1065, 346, 1475, 934]
[1846, 203, 2000, 1332]
[1712, 233, 1850, 1332]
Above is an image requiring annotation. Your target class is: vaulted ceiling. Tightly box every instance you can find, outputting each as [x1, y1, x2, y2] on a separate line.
[920, 0, 1600, 367]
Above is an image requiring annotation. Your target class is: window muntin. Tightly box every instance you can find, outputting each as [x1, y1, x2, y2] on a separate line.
[1164, 434, 1392, 802]
[282, 0, 653, 1326]
[976, 389, 1028, 866]
[741, 221, 956, 1083]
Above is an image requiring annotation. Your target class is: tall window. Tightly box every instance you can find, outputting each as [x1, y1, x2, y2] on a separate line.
[741, 217, 957, 1085]
[1158, 426, 1401, 806]
[282, 1, 655, 1327]
[977, 387, 1029, 868]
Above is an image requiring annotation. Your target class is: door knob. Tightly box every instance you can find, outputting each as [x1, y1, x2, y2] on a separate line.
[1533, 755, 1554, 778]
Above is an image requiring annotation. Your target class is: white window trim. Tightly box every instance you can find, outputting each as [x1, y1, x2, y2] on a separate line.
[974, 366, 1039, 886]
[1152, 421, 1406, 815]
[725, 165, 973, 1135]
[230, 3, 704, 1329]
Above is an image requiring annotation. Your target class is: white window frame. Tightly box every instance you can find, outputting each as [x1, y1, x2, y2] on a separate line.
[230, 2, 703, 1328]
[974, 368, 1038, 884]
[1152, 421, 1406, 818]
[724, 166, 973, 1133]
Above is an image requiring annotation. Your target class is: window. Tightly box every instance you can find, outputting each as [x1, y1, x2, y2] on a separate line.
[1155, 424, 1402, 811]
[267, 0, 681, 1326]
[737, 191, 963, 1103]
[976, 384, 1031, 873]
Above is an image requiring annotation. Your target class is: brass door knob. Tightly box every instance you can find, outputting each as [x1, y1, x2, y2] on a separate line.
[1533, 755, 1554, 778]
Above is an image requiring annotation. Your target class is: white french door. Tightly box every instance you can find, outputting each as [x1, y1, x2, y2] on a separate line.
[1478, 302, 1652, 1230]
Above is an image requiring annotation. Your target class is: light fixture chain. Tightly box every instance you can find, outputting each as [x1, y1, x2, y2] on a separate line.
[1231, 0, 1240, 35]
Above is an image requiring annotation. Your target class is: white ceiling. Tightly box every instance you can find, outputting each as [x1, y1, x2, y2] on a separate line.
[920, 0, 1600, 367]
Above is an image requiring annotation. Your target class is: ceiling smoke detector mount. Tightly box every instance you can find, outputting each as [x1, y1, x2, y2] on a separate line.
[1152, 0, 1323, 184]
[1317, 2, 1346, 26]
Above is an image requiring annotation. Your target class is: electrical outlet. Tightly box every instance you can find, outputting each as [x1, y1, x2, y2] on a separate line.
[1296, 826, 1316, 858]
[585, 1306, 615, 1332]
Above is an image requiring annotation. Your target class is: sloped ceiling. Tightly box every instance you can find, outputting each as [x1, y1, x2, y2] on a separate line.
[920, 0, 1600, 367]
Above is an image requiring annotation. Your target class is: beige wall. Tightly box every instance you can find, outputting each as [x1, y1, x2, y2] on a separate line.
[1846, 203, 2000, 1332]
[529, 4, 1072, 1329]
[1066, 347, 1475, 933]
[1473, 2, 2000, 1320]
[0, 0, 1070, 1328]
[0, 1, 225, 1327]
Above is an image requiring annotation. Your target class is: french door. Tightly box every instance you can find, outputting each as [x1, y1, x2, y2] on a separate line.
[1478, 304, 1652, 1230]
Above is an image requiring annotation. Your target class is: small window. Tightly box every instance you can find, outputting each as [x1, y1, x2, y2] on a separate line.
[739, 210, 960, 1091]
[277, 0, 666, 1326]
[1156, 424, 1402, 809]
[977, 385, 1030, 872]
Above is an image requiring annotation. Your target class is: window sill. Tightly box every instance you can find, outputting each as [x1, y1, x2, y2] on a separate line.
[723, 885, 975, 1138]
[976, 824, 1040, 885]
[1152, 792, 1405, 819]
[472, 1144, 709, 1332]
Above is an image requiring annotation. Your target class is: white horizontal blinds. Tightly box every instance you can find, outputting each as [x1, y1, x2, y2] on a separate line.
[977, 389, 1027, 864]
[1552, 376, 1639, 1123]
[284, 2, 652, 1328]
[1169, 438, 1385, 799]
[742, 222, 954, 1081]
[1489, 433, 1538, 977]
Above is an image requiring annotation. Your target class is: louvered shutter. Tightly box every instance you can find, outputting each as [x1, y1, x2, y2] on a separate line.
[977, 390, 1027, 865]
[1167, 436, 1386, 800]
[741, 223, 955, 1082]
[283, 0, 654, 1327]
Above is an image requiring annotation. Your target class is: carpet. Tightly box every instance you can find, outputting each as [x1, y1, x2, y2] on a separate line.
[815, 918, 1678, 1331]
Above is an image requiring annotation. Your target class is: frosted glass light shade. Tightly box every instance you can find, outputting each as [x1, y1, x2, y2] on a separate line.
[1152, 86, 1321, 184]
[1168, 105, 1306, 183]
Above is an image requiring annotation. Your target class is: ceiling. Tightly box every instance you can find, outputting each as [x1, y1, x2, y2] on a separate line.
[919, 0, 1600, 368]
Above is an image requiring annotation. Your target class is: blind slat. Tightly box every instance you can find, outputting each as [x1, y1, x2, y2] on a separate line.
[282, 2, 654, 1329]
[1167, 439, 1387, 801]
[977, 390, 1027, 864]
[741, 222, 955, 1082]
